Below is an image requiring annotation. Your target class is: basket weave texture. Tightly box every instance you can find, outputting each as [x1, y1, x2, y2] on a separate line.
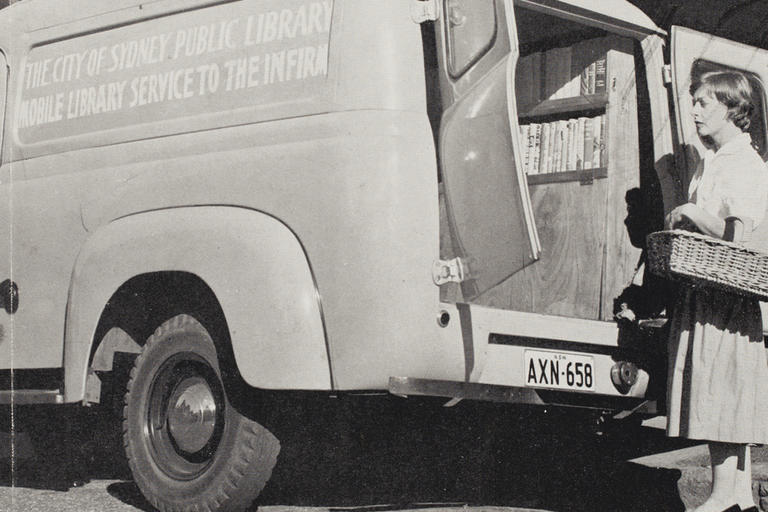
[646, 229, 768, 300]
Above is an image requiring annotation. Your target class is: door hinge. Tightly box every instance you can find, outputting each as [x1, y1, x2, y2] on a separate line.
[662, 64, 672, 85]
[432, 257, 467, 285]
[411, 0, 440, 23]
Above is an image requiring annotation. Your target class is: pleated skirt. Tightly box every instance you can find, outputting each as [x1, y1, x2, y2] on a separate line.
[666, 286, 768, 444]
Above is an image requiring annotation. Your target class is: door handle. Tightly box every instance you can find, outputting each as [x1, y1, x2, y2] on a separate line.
[447, 0, 466, 27]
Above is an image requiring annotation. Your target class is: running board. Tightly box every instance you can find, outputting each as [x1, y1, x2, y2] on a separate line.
[389, 376, 546, 405]
[388, 377, 658, 414]
[0, 390, 64, 405]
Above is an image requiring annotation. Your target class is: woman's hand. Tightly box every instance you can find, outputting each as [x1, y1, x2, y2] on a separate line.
[665, 203, 698, 230]
[665, 203, 740, 241]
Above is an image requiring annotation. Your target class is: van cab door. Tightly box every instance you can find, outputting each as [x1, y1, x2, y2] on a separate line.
[437, 0, 540, 299]
[0, 50, 11, 370]
[671, 26, 768, 174]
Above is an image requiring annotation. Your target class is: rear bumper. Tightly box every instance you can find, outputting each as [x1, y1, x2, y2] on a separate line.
[388, 376, 659, 415]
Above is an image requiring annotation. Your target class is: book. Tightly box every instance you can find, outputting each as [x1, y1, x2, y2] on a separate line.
[570, 40, 592, 96]
[586, 62, 596, 95]
[566, 43, 584, 98]
[527, 123, 538, 174]
[554, 120, 568, 172]
[598, 114, 606, 166]
[572, 38, 606, 95]
[550, 122, 561, 173]
[539, 122, 551, 175]
[594, 55, 607, 94]
[531, 123, 542, 174]
[580, 63, 591, 97]
[547, 122, 558, 173]
[520, 124, 530, 173]
[582, 115, 595, 169]
[575, 117, 587, 170]
[547, 121, 557, 174]
[544, 46, 572, 100]
[591, 115, 603, 167]
[566, 118, 578, 171]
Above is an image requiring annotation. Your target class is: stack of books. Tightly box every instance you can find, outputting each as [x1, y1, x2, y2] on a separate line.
[519, 114, 605, 176]
[516, 37, 607, 111]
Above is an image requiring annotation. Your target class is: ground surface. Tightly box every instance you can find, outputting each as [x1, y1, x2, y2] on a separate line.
[1, 398, 767, 512]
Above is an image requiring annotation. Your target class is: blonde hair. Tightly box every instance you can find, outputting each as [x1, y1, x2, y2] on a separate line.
[690, 70, 754, 131]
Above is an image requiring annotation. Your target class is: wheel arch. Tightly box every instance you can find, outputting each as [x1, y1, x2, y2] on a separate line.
[64, 206, 332, 403]
[86, 271, 241, 407]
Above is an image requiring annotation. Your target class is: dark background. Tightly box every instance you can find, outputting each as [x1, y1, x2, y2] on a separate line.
[629, 0, 768, 49]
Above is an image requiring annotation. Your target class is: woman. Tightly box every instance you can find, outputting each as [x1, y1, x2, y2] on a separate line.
[665, 70, 768, 512]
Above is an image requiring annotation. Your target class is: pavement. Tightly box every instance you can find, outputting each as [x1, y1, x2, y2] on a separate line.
[2, 399, 768, 512]
[632, 417, 768, 511]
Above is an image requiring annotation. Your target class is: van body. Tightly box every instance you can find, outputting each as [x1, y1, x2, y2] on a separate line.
[1, 0, 767, 510]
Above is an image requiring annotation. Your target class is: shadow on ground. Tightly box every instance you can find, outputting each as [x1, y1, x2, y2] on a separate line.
[1, 396, 691, 512]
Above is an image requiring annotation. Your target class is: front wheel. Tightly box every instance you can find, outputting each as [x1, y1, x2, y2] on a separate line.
[123, 314, 279, 512]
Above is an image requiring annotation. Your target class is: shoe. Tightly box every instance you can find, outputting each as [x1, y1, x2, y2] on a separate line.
[740, 507, 758, 512]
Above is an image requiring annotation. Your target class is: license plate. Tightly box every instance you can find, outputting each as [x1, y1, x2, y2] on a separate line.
[524, 349, 595, 391]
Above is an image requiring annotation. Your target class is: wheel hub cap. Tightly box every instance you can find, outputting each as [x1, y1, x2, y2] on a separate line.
[167, 376, 218, 454]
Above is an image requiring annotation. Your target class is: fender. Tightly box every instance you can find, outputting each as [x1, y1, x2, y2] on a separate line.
[63, 206, 331, 402]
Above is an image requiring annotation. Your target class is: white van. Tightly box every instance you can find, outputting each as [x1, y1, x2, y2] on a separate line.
[1, 0, 766, 510]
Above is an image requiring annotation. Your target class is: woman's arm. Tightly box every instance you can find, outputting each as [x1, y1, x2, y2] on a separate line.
[665, 202, 746, 242]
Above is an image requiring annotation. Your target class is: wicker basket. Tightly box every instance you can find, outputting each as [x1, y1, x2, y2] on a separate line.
[646, 229, 768, 300]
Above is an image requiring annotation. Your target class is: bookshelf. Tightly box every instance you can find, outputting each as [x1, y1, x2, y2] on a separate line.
[519, 93, 608, 120]
[515, 36, 611, 186]
[526, 167, 607, 185]
[468, 32, 642, 322]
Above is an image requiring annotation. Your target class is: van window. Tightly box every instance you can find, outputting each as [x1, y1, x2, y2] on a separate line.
[444, 0, 496, 77]
[690, 59, 768, 160]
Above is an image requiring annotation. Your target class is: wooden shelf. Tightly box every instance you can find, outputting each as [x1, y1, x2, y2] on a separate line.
[526, 167, 607, 185]
[519, 93, 608, 120]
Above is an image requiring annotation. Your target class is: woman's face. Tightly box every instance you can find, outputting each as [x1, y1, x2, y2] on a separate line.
[691, 87, 731, 139]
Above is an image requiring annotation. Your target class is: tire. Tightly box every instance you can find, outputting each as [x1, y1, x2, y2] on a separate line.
[123, 314, 279, 512]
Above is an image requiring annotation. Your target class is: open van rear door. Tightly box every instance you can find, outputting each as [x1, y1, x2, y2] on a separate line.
[671, 26, 768, 174]
[437, 0, 540, 300]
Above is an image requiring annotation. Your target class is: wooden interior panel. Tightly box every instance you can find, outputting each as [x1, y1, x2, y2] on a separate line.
[458, 35, 643, 321]
[486, 176, 607, 317]
[599, 37, 643, 320]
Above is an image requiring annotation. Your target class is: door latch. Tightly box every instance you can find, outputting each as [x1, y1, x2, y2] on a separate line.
[432, 257, 467, 285]
[411, 0, 440, 23]
[662, 64, 672, 85]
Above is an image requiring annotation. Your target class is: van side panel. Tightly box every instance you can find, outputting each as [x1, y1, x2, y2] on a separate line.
[69, 110, 459, 393]
[5, 0, 470, 397]
[64, 206, 330, 402]
[55, 109, 466, 401]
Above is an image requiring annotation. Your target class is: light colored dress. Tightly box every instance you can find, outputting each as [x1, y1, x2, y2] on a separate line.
[666, 132, 768, 444]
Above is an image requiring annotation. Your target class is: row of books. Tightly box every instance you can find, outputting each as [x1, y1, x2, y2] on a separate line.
[520, 114, 605, 176]
[516, 38, 608, 111]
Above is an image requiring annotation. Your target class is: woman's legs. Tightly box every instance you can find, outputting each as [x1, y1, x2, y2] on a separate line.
[693, 442, 752, 512]
[735, 445, 756, 509]
[699, 442, 738, 511]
